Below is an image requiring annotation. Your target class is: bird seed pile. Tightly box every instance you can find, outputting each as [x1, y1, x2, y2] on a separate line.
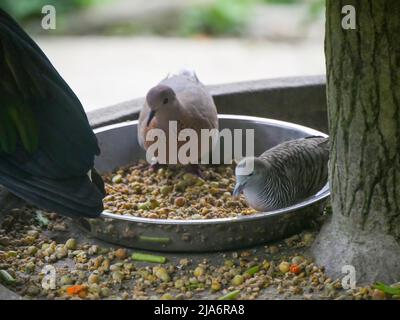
[1, 208, 396, 300]
[103, 160, 257, 219]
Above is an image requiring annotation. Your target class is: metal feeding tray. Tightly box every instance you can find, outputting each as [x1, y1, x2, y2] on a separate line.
[76, 115, 329, 252]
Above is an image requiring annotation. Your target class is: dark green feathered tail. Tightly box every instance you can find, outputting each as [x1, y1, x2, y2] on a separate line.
[0, 9, 105, 218]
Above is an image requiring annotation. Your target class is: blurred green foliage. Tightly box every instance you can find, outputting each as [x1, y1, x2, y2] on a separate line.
[0, 0, 103, 20]
[307, 0, 325, 18]
[261, 0, 300, 3]
[179, 0, 324, 37]
[1, 0, 325, 37]
[180, 0, 255, 37]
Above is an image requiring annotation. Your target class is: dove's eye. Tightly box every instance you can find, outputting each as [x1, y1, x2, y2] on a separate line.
[163, 98, 169, 104]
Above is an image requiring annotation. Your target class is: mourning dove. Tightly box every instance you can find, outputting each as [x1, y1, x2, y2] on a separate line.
[233, 136, 329, 211]
[138, 69, 218, 169]
[0, 9, 105, 218]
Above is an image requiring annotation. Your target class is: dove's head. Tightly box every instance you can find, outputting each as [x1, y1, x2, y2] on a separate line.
[233, 157, 267, 198]
[145, 85, 178, 126]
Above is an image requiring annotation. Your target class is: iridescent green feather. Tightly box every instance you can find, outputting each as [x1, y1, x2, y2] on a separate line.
[0, 109, 17, 153]
[0, 27, 39, 154]
[0, 9, 99, 174]
[7, 104, 39, 153]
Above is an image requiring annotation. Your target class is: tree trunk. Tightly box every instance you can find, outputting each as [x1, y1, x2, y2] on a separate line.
[312, 0, 400, 284]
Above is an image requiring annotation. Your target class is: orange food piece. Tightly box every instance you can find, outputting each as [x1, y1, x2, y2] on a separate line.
[290, 264, 301, 274]
[66, 285, 88, 297]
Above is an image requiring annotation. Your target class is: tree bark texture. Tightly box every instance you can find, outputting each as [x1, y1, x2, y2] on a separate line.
[312, 0, 400, 283]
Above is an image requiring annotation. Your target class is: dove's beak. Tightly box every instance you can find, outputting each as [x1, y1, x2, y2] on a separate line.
[232, 182, 246, 198]
[147, 110, 156, 127]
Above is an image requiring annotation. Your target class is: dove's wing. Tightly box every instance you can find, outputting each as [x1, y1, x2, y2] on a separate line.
[138, 101, 150, 149]
[259, 137, 329, 198]
[162, 74, 219, 132]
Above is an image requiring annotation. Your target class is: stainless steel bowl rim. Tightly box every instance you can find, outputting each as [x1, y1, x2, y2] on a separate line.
[95, 114, 330, 226]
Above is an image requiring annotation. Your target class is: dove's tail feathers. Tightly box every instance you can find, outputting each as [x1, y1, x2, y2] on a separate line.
[0, 164, 105, 219]
[304, 136, 329, 149]
[317, 137, 330, 147]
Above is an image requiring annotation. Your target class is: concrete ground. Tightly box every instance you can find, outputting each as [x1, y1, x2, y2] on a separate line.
[35, 36, 325, 112]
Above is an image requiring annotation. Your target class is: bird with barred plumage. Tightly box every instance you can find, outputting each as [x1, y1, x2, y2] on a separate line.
[233, 136, 329, 211]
